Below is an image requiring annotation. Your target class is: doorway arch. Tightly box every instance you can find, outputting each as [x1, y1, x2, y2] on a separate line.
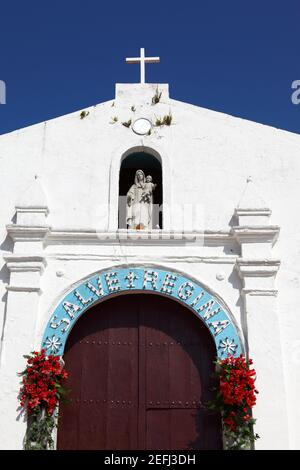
[42, 266, 243, 358]
[57, 292, 223, 450]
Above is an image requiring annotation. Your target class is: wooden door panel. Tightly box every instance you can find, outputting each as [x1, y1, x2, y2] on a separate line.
[57, 293, 222, 450]
[58, 295, 139, 450]
[145, 405, 222, 450]
[143, 295, 214, 403]
[141, 294, 221, 450]
[104, 406, 138, 450]
[77, 403, 106, 450]
[146, 409, 203, 450]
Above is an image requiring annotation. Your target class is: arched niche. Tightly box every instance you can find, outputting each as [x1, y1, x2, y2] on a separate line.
[108, 143, 172, 231]
[119, 151, 163, 229]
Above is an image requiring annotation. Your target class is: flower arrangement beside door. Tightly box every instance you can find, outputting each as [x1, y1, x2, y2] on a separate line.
[18, 349, 69, 450]
[207, 354, 259, 450]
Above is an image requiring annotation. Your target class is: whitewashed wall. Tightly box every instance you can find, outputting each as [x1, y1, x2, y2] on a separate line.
[0, 83, 299, 449]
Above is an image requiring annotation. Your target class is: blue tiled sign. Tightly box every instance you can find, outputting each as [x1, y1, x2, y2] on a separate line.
[42, 267, 243, 358]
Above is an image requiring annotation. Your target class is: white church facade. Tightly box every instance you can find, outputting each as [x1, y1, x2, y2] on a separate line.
[0, 62, 300, 449]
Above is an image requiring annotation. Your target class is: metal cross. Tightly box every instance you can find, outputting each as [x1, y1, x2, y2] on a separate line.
[126, 48, 160, 84]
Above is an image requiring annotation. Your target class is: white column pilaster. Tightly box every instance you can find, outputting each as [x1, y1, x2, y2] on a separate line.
[233, 189, 289, 449]
[0, 178, 50, 449]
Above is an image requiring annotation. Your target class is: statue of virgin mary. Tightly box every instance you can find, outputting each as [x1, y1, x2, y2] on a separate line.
[126, 169, 152, 230]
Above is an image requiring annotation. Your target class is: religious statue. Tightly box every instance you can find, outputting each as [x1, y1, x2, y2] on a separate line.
[126, 170, 157, 230]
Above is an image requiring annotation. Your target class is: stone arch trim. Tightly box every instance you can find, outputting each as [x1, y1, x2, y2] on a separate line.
[108, 141, 172, 230]
[42, 266, 243, 358]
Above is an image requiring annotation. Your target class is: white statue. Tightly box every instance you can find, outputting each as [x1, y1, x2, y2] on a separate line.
[126, 170, 156, 230]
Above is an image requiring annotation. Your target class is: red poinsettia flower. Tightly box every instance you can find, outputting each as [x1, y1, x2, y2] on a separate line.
[207, 354, 259, 448]
[18, 350, 69, 416]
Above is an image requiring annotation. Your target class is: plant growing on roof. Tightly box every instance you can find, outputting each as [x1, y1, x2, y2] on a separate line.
[154, 111, 173, 127]
[122, 119, 132, 128]
[152, 86, 162, 105]
[162, 111, 172, 126]
[80, 110, 90, 119]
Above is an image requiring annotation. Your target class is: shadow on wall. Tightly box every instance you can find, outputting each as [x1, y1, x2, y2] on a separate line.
[0, 260, 10, 285]
[0, 233, 13, 285]
[228, 213, 238, 228]
[0, 225, 13, 362]
[0, 208, 15, 282]
[228, 269, 248, 356]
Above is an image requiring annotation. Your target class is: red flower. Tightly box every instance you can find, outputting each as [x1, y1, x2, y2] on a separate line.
[209, 354, 258, 438]
[19, 350, 68, 416]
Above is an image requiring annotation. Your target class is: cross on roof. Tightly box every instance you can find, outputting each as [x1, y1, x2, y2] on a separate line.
[126, 48, 160, 84]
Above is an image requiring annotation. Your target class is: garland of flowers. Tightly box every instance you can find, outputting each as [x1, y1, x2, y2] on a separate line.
[18, 349, 69, 450]
[18, 350, 257, 450]
[207, 354, 259, 450]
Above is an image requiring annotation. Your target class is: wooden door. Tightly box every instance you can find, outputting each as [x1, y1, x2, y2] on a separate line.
[57, 293, 222, 450]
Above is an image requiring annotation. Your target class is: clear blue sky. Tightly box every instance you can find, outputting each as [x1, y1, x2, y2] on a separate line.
[0, 1, 300, 135]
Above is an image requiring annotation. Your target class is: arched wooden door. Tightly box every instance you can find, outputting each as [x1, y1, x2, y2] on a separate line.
[57, 293, 222, 450]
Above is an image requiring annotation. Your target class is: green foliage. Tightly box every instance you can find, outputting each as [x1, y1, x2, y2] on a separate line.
[80, 110, 90, 120]
[152, 86, 162, 105]
[223, 421, 259, 450]
[163, 112, 172, 126]
[206, 356, 259, 450]
[155, 112, 172, 127]
[155, 116, 163, 126]
[24, 408, 56, 450]
[208, 398, 259, 450]
[122, 119, 132, 128]
[19, 349, 70, 450]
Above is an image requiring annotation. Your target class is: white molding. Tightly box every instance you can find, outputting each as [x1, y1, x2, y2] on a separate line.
[6, 225, 51, 242]
[15, 206, 49, 215]
[4, 254, 47, 273]
[5, 223, 239, 247]
[46, 228, 234, 245]
[232, 225, 280, 245]
[242, 288, 278, 297]
[235, 208, 271, 217]
[4, 254, 47, 262]
[46, 253, 238, 264]
[6, 285, 42, 293]
[235, 258, 280, 278]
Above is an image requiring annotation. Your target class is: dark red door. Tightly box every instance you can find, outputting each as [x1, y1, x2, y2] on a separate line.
[57, 293, 222, 450]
